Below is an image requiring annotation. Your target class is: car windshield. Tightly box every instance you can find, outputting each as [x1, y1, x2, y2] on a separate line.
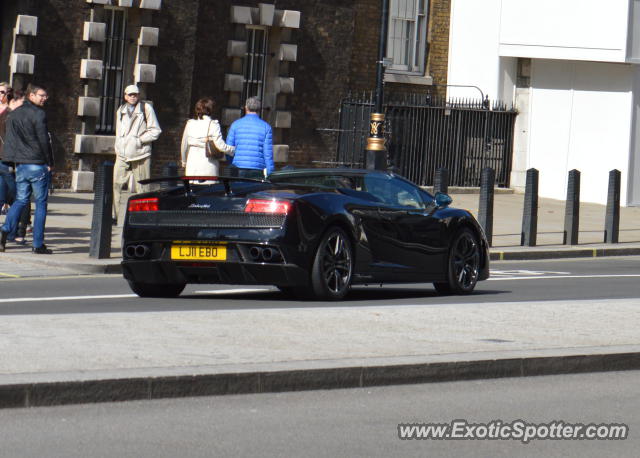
[362, 175, 426, 209]
[270, 172, 432, 208]
[190, 180, 271, 195]
[270, 174, 356, 189]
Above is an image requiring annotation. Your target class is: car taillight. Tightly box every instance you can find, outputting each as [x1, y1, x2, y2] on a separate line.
[244, 199, 291, 214]
[128, 198, 159, 212]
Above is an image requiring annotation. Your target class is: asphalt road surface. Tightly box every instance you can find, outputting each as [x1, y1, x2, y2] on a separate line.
[0, 370, 636, 458]
[0, 256, 639, 315]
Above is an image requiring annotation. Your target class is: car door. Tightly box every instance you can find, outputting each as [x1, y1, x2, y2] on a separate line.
[362, 175, 446, 276]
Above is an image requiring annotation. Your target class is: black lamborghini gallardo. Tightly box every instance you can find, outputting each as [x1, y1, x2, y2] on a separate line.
[121, 169, 489, 300]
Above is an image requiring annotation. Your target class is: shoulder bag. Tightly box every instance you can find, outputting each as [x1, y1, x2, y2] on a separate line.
[205, 120, 224, 160]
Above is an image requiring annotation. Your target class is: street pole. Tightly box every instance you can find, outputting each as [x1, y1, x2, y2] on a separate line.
[365, 0, 389, 170]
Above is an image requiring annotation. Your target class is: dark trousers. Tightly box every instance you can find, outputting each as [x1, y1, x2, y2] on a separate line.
[236, 168, 264, 179]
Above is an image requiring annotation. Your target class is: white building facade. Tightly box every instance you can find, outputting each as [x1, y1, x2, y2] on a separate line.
[447, 0, 640, 206]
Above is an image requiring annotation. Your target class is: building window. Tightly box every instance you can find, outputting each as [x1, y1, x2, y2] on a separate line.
[96, 8, 127, 135]
[242, 26, 268, 115]
[386, 0, 428, 74]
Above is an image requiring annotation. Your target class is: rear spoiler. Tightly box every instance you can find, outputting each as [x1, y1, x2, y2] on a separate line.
[138, 175, 267, 195]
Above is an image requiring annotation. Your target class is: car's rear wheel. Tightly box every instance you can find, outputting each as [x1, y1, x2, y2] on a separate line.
[128, 281, 186, 298]
[433, 227, 480, 295]
[310, 227, 353, 300]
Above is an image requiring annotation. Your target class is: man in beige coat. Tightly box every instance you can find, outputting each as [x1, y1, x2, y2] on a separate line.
[112, 84, 161, 224]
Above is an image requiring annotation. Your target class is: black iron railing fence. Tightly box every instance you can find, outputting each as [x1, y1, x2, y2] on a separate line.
[335, 92, 518, 187]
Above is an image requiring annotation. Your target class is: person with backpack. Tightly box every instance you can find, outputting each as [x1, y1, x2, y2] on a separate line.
[112, 84, 161, 225]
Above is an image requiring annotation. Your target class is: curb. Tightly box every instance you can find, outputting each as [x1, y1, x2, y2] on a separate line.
[422, 186, 515, 195]
[1, 351, 638, 409]
[490, 246, 640, 261]
[0, 254, 122, 275]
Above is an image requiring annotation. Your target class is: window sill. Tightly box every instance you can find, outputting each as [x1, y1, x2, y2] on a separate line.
[383, 73, 433, 86]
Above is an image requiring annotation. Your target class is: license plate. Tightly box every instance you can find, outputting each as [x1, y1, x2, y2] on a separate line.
[171, 244, 227, 261]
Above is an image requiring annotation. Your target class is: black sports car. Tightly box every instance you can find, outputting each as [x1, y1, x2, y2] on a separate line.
[121, 169, 490, 300]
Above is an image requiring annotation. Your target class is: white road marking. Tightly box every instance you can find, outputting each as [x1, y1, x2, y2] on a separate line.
[489, 274, 640, 281]
[0, 288, 274, 304]
[0, 294, 137, 303]
[0, 275, 638, 304]
[193, 288, 274, 294]
[491, 269, 571, 277]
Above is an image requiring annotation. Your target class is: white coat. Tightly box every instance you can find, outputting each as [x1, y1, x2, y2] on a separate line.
[114, 101, 162, 162]
[180, 116, 234, 176]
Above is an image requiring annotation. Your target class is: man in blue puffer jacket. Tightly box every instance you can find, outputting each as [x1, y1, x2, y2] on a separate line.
[227, 97, 274, 179]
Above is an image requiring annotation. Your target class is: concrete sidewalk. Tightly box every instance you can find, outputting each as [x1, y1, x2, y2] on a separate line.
[1, 297, 639, 407]
[2, 189, 640, 272]
[1, 190, 640, 408]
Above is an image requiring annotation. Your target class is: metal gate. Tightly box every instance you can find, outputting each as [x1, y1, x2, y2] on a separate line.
[336, 92, 518, 187]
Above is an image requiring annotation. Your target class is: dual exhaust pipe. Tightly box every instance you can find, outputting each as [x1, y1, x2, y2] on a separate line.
[125, 244, 151, 259]
[248, 246, 281, 263]
[126, 243, 281, 263]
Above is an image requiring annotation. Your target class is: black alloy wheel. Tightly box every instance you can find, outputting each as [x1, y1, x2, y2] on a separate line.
[128, 281, 186, 298]
[433, 227, 480, 295]
[310, 227, 354, 300]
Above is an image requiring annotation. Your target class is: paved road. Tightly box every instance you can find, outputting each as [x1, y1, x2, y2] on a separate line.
[0, 257, 639, 315]
[0, 370, 636, 458]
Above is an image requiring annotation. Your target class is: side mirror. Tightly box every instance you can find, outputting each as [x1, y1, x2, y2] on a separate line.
[435, 192, 452, 208]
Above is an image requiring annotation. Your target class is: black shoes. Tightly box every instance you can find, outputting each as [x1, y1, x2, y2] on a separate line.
[1, 232, 52, 253]
[32, 244, 53, 255]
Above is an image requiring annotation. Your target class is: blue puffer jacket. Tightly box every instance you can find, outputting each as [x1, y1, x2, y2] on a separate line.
[227, 113, 274, 174]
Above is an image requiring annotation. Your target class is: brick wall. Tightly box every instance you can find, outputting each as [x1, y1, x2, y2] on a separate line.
[279, 0, 358, 167]
[1, 0, 452, 185]
[32, 0, 86, 188]
[428, 0, 451, 97]
[147, 0, 199, 176]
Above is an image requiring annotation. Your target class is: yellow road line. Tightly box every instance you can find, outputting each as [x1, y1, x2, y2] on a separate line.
[0, 274, 120, 281]
[0, 272, 21, 278]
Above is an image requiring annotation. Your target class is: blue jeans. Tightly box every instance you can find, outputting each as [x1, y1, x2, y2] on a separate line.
[0, 162, 16, 207]
[1, 164, 50, 248]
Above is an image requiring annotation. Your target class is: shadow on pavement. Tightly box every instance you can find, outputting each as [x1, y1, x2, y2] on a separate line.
[48, 195, 94, 205]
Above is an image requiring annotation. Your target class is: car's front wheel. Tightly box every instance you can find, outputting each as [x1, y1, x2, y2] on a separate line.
[433, 227, 480, 295]
[128, 281, 186, 298]
[310, 227, 354, 300]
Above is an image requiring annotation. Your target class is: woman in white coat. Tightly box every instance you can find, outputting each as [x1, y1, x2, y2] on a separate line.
[180, 97, 234, 176]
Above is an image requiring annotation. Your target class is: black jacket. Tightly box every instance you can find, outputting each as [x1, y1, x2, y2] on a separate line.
[3, 100, 53, 166]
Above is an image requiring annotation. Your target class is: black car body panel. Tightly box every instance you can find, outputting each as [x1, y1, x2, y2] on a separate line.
[121, 170, 490, 295]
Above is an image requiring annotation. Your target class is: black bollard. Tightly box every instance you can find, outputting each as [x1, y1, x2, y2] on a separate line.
[604, 169, 621, 243]
[89, 161, 114, 259]
[434, 167, 449, 195]
[563, 169, 580, 245]
[478, 167, 495, 247]
[521, 168, 539, 246]
[161, 161, 179, 189]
